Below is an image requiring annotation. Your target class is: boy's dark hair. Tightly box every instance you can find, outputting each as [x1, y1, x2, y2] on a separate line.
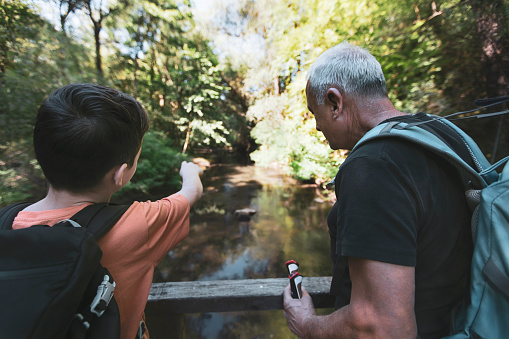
[34, 83, 150, 192]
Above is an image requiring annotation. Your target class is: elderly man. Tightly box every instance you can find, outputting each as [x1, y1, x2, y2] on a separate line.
[283, 42, 474, 338]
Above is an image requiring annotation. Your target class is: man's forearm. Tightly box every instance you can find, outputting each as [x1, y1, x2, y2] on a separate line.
[297, 305, 366, 338]
[299, 304, 415, 339]
[283, 271, 417, 339]
[284, 285, 375, 338]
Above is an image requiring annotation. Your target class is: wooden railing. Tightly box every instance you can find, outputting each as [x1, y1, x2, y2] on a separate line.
[145, 276, 334, 337]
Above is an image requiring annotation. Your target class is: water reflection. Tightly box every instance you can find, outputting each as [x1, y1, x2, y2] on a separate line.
[200, 249, 269, 281]
[152, 163, 334, 338]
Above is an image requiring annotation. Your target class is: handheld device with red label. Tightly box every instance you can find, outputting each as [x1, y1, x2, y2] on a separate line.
[285, 260, 303, 299]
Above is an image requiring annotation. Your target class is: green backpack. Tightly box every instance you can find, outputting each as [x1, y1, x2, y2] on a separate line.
[353, 112, 509, 338]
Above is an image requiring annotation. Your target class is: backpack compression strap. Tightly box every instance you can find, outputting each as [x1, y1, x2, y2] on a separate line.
[0, 202, 31, 230]
[70, 203, 131, 240]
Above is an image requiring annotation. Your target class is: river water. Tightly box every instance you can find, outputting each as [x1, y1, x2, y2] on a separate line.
[150, 160, 335, 338]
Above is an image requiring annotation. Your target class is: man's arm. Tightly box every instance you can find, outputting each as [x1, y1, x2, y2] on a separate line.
[175, 161, 203, 207]
[283, 257, 417, 338]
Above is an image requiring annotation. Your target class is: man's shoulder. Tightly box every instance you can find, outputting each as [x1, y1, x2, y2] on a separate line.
[348, 112, 472, 166]
[351, 112, 432, 153]
[343, 134, 424, 168]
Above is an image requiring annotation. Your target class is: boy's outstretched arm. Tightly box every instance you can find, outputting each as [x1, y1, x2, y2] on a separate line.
[176, 161, 204, 207]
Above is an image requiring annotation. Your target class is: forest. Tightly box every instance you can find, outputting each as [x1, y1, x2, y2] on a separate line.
[1, 0, 508, 207]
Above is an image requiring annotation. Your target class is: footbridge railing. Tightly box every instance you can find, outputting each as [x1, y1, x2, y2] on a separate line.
[145, 276, 334, 336]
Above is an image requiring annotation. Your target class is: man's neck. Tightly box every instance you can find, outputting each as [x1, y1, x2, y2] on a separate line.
[352, 96, 406, 131]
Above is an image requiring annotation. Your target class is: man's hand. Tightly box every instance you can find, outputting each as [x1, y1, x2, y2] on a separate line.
[283, 283, 316, 338]
[282, 258, 417, 339]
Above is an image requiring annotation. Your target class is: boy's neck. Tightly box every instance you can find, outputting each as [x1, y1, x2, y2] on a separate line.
[26, 186, 112, 211]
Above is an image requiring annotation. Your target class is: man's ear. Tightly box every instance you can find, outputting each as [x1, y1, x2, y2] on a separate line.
[113, 163, 128, 187]
[326, 88, 343, 118]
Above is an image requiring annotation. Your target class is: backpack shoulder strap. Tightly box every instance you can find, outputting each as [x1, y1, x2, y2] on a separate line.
[70, 203, 131, 240]
[352, 117, 489, 189]
[0, 202, 130, 239]
[0, 202, 31, 230]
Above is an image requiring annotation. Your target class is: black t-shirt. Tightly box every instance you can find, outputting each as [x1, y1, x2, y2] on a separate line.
[328, 113, 474, 338]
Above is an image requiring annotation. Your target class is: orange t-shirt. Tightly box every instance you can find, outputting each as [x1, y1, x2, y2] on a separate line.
[12, 194, 190, 339]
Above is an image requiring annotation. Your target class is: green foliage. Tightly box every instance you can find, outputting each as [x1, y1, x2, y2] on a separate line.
[0, 21, 96, 142]
[0, 168, 33, 206]
[0, 1, 96, 205]
[0, 140, 45, 207]
[231, 0, 509, 180]
[2, 0, 508, 199]
[0, 0, 42, 73]
[247, 90, 341, 181]
[116, 131, 188, 197]
[1, 0, 250, 203]
[248, 89, 339, 181]
[106, 1, 240, 153]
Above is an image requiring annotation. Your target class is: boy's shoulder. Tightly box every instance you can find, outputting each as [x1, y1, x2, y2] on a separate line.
[11, 204, 93, 229]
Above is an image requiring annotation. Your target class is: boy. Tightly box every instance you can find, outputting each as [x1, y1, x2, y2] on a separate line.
[11, 83, 203, 339]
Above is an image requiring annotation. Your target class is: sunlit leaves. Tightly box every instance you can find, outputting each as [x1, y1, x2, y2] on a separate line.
[235, 0, 506, 181]
[104, 0, 236, 152]
[1, 0, 251, 205]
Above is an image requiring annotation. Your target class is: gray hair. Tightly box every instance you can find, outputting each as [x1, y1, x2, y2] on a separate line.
[306, 41, 387, 104]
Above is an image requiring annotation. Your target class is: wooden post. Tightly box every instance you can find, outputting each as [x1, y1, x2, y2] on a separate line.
[144, 308, 185, 339]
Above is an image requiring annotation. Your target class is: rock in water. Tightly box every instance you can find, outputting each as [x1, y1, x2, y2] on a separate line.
[233, 208, 257, 221]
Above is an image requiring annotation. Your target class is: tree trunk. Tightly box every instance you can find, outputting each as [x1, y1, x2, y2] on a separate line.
[468, 0, 509, 162]
[182, 120, 192, 154]
[85, 0, 105, 81]
[469, 0, 509, 97]
[273, 76, 280, 95]
[93, 22, 103, 80]
[60, 15, 67, 33]
[134, 56, 139, 98]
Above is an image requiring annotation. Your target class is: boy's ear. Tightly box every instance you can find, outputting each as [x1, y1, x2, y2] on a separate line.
[113, 163, 128, 187]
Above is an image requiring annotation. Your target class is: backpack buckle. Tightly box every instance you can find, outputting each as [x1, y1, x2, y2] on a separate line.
[90, 275, 115, 317]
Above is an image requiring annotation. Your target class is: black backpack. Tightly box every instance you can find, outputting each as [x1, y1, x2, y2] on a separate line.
[0, 202, 130, 339]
